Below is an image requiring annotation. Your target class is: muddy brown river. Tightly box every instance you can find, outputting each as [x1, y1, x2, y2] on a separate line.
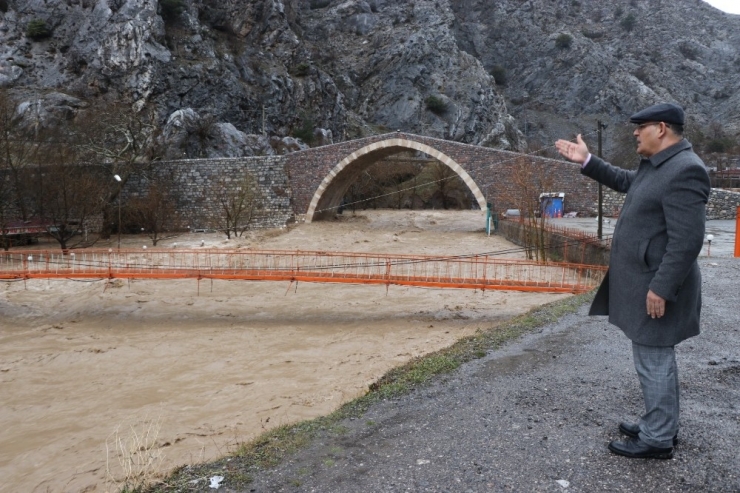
[0, 211, 568, 492]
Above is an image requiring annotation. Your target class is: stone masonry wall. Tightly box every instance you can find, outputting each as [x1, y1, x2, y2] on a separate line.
[602, 188, 740, 220]
[122, 157, 292, 232]
[706, 189, 740, 220]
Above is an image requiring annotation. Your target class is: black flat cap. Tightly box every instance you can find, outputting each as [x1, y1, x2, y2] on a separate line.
[629, 103, 685, 125]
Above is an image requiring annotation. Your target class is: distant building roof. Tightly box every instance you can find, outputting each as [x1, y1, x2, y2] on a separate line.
[3, 219, 51, 236]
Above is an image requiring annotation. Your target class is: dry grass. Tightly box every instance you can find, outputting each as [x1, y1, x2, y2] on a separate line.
[105, 416, 165, 493]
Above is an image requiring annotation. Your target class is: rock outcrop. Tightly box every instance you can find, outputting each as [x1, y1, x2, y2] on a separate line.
[450, 0, 740, 145]
[0, 0, 522, 156]
[1, 0, 738, 158]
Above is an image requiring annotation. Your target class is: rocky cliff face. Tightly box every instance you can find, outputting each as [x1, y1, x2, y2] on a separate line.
[451, 0, 740, 149]
[0, 0, 522, 156]
[1, 0, 738, 158]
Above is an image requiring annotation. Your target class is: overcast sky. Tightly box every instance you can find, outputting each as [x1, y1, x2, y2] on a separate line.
[703, 0, 740, 14]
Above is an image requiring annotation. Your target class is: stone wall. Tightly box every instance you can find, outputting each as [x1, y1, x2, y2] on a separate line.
[122, 157, 293, 232]
[588, 188, 625, 218]
[602, 188, 740, 220]
[706, 189, 740, 220]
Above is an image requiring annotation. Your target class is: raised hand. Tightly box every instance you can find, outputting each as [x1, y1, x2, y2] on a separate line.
[555, 134, 590, 164]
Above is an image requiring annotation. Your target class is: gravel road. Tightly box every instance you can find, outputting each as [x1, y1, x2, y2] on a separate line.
[241, 257, 740, 493]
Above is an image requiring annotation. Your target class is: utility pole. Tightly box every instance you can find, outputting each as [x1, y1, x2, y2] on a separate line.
[114, 174, 122, 249]
[597, 120, 607, 240]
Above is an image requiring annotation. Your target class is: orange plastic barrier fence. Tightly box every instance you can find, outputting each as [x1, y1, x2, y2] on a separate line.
[0, 249, 607, 294]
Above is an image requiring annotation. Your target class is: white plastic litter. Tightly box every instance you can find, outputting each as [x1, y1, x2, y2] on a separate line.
[209, 475, 224, 489]
[556, 479, 570, 488]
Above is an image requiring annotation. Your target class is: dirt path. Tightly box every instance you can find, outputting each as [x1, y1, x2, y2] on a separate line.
[0, 210, 569, 492]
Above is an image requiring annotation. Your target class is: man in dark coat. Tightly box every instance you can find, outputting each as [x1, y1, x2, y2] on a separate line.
[555, 103, 710, 459]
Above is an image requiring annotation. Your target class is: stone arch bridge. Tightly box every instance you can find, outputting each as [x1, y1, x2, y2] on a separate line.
[282, 132, 597, 222]
[139, 132, 602, 229]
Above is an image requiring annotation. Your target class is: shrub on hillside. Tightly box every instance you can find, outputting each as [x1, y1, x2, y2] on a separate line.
[425, 95, 448, 115]
[706, 138, 735, 154]
[620, 13, 636, 31]
[160, 0, 185, 22]
[555, 33, 573, 49]
[678, 43, 699, 61]
[582, 29, 604, 39]
[293, 63, 310, 77]
[26, 19, 51, 40]
[490, 65, 507, 86]
[293, 115, 315, 144]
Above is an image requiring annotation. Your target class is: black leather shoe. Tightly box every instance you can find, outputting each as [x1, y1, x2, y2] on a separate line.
[608, 437, 673, 459]
[619, 422, 678, 446]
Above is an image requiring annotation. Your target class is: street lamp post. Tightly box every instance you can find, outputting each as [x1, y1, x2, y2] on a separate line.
[114, 174, 122, 249]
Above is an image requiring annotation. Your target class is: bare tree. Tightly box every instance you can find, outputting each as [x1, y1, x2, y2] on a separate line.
[78, 102, 162, 170]
[75, 102, 163, 237]
[0, 90, 41, 221]
[498, 156, 554, 261]
[126, 174, 180, 246]
[39, 137, 107, 250]
[193, 114, 216, 158]
[364, 156, 419, 209]
[209, 172, 264, 239]
[0, 170, 13, 250]
[344, 170, 381, 213]
[429, 162, 467, 209]
[386, 162, 413, 210]
[406, 161, 426, 209]
[0, 93, 15, 250]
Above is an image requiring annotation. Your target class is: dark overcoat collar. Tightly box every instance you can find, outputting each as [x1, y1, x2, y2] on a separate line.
[647, 139, 692, 168]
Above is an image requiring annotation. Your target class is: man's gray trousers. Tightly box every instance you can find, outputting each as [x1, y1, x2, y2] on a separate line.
[632, 341, 679, 449]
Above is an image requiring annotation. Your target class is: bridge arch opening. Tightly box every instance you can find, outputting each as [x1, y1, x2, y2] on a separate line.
[306, 138, 487, 222]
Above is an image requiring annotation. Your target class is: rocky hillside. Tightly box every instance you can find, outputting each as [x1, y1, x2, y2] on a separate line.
[1, 0, 738, 158]
[451, 0, 740, 151]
